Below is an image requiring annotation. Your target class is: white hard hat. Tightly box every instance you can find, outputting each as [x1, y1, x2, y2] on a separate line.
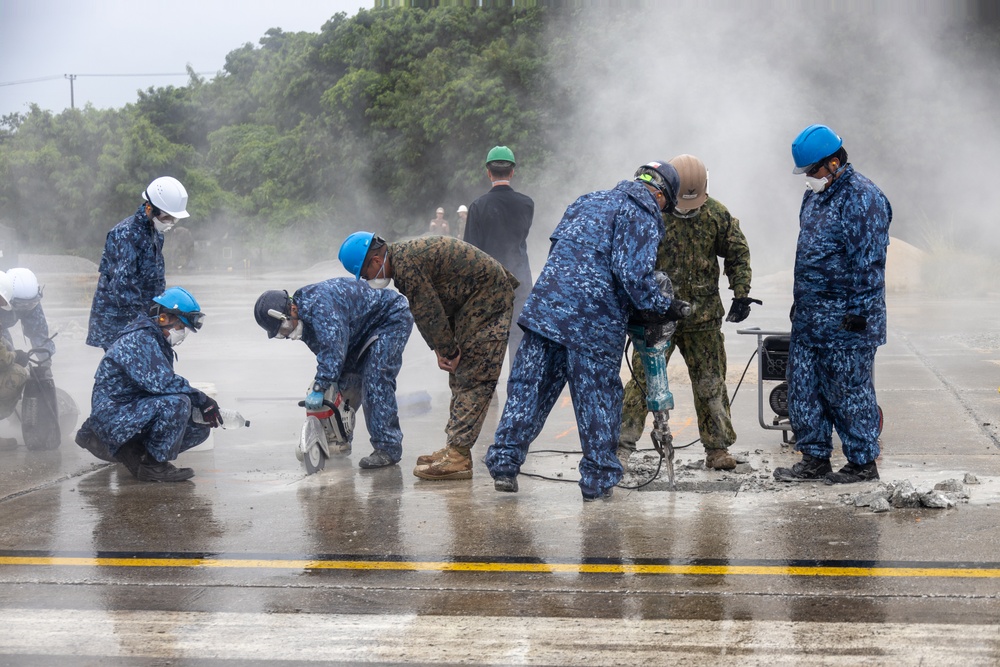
[8, 267, 39, 301]
[0, 271, 13, 311]
[457, 205, 468, 213]
[142, 176, 190, 219]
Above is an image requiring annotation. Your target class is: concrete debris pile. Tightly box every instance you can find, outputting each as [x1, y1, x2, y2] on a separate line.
[841, 474, 978, 513]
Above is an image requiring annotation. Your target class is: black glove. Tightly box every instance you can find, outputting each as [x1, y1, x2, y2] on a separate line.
[664, 298, 691, 322]
[726, 297, 763, 323]
[14, 350, 29, 367]
[841, 314, 867, 333]
[789, 303, 796, 322]
[201, 396, 223, 428]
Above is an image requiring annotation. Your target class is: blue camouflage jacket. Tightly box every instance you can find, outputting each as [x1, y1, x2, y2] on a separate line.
[0, 304, 55, 359]
[519, 179, 672, 359]
[294, 278, 413, 392]
[792, 164, 892, 348]
[91, 316, 210, 415]
[86, 205, 166, 349]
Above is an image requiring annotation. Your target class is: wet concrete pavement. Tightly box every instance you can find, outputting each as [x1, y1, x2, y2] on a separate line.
[1, 269, 999, 665]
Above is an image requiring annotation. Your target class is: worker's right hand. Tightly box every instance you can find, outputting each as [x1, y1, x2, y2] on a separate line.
[436, 348, 461, 373]
[201, 397, 222, 428]
[13, 350, 29, 367]
[304, 390, 325, 411]
[664, 299, 691, 322]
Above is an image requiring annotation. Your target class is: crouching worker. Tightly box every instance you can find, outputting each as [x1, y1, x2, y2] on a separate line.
[254, 278, 413, 469]
[0, 271, 29, 448]
[76, 286, 221, 482]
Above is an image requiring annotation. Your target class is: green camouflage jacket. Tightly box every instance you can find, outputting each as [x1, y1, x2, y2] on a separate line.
[389, 237, 518, 356]
[658, 197, 752, 331]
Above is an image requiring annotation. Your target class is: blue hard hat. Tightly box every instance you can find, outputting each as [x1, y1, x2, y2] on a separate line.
[339, 231, 376, 279]
[791, 124, 843, 174]
[152, 286, 204, 331]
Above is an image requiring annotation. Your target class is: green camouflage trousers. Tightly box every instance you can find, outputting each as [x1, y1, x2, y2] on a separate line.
[446, 338, 507, 456]
[620, 328, 735, 452]
[0, 363, 28, 420]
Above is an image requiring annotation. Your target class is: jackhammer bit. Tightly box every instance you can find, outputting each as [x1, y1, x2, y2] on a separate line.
[650, 410, 675, 490]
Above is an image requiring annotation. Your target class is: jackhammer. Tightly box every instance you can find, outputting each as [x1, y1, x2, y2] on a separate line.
[626, 272, 691, 490]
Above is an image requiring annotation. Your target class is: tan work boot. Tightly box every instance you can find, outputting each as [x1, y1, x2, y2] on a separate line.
[413, 447, 472, 480]
[705, 448, 738, 470]
[416, 446, 450, 466]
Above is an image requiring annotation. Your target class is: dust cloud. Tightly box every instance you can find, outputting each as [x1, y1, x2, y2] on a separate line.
[528, 2, 999, 281]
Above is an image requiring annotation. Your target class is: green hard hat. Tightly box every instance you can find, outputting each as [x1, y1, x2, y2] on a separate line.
[486, 145, 515, 165]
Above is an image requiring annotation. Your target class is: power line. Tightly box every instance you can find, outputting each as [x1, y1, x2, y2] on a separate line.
[0, 72, 216, 88]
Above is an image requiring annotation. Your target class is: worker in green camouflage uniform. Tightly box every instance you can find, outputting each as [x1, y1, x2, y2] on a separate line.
[338, 232, 517, 481]
[619, 155, 758, 471]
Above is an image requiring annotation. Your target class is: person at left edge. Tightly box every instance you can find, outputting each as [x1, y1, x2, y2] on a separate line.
[253, 278, 414, 469]
[75, 287, 220, 482]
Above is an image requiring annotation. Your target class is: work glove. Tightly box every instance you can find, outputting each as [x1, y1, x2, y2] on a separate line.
[789, 303, 796, 322]
[664, 298, 692, 322]
[304, 389, 326, 411]
[726, 297, 763, 323]
[13, 350, 29, 367]
[201, 396, 223, 428]
[841, 314, 868, 333]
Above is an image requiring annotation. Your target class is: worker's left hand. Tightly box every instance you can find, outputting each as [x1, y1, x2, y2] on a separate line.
[13, 350, 29, 367]
[726, 297, 763, 323]
[436, 348, 461, 373]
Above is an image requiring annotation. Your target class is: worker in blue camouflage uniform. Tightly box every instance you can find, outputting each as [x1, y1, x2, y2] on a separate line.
[77, 286, 221, 482]
[485, 161, 690, 501]
[339, 233, 516, 481]
[773, 124, 891, 485]
[86, 176, 189, 351]
[619, 155, 757, 472]
[253, 278, 414, 469]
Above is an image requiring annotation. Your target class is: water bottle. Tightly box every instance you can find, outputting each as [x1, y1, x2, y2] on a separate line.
[217, 408, 250, 429]
[193, 406, 250, 429]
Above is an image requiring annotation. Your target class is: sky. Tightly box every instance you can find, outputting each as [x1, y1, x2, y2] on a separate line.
[0, 0, 371, 117]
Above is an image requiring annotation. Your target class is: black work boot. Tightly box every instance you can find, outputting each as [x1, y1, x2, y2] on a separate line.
[136, 453, 195, 482]
[825, 460, 879, 485]
[359, 450, 396, 469]
[773, 454, 832, 482]
[75, 429, 115, 462]
[113, 439, 144, 478]
[494, 475, 518, 493]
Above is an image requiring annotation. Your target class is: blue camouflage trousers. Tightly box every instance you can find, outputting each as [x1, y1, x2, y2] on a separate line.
[787, 341, 880, 465]
[485, 329, 624, 498]
[93, 393, 210, 463]
[341, 323, 411, 463]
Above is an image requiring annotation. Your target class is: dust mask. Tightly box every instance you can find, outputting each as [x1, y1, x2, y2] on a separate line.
[153, 216, 176, 233]
[167, 327, 188, 347]
[804, 175, 830, 193]
[285, 321, 304, 340]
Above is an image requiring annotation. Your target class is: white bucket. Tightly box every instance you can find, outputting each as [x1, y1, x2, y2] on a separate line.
[189, 382, 216, 451]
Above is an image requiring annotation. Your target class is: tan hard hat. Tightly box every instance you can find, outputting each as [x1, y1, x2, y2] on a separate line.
[668, 154, 708, 211]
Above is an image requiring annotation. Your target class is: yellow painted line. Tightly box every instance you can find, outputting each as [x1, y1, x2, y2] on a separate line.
[3, 556, 1000, 578]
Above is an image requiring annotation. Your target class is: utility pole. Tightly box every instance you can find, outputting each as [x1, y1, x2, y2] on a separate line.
[64, 74, 76, 109]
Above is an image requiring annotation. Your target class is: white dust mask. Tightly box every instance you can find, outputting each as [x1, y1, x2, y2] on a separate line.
[804, 175, 830, 193]
[153, 216, 176, 233]
[167, 327, 188, 347]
